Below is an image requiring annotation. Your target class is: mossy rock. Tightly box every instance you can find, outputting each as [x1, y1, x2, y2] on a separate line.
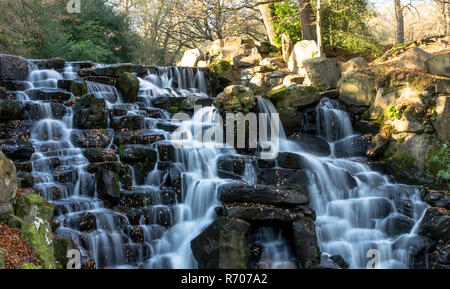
[70, 81, 88, 97]
[15, 193, 55, 223]
[21, 218, 55, 269]
[425, 143, 450, 189]
[208, 58, 231, 78]
[215, 85, 256, 114]
[73, 94, 107, 129]
[53, 238, 73, 269]
[117, 72, 140, 103]
[17, 263, 42, 269]
[265, 85, 320, 109]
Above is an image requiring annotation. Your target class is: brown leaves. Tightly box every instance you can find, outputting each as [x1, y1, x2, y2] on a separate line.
[0, 224, 41, 269]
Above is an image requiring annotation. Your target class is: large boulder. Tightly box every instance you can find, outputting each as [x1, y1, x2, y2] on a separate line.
[419, 207, 449, 242]
[425, 52, 450, 77]
[73, 94, 107, 129]
[340, 57, 369, 75]
[292, 217, 321, 268]
[215, 85, 256, 113]
[21, 217, 55, 269]
[397, 47, 432, 69]
[0, 151, 18, 215]
[0, 54, 32, 80]
[302, 57, 341, 91]
[15, 193, 54, 223]
[117, 72, 140, 103]
[190, 217, 251, 269]
[265, 85, 320, 109]
[288, 40, 318, 74]
[218, 183, 310, 207]
[339, 70, 377, 109]
[179, 49, 204, 67]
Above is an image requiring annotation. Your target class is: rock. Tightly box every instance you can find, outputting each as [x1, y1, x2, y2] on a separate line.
[265, 85, 321, 109]
[111, 115, 145, 131]
[116, 72, 140, 103]
[21, 217, 55, 269]
[17, 171, 34, 188]
[277, 152, 306, 169]
[366, 134, 389, 160]
[218, 183, 309, 207]
[283, 74, 305, 87]
[79, 64, 132, 78]
[0, 151, 18, 215]
[259, 57, 285, 71]
[215, 85, 256, 113]
[419, 207, 449, 241]
[258, 168, 310, 188]
[333, 135, 372, 158]
[382, 214, 415, 236]
[150, 96, 188, 112]
[303, 57, 341, 91]
[0, 139, 35, 161]
[53, 237, 73, 268]
[423, 189, 450, 210]
[83, 148, 117, 163]
[339, 70, 377, 108]
[70, 81, 87, 96]
[330, 255, 349, 269]
[425, 52, 450, 77]
[354, 120, 380, 135]
[26, 88, 72, 102]
[179, 49, 203, 67]
[310, 255, 342, 269]
[432, 96, 449, 142]
[235, 48, 263, 68]
[341, 57, 369, 74]
[113, 130, 165, 146]
[191, 217, 251, 269]
[288, 40, 318, 74]
[218, 204, 311, 223]
[70, 129, 113, 148]
[15, 193, 55, 223]
[96, 169, 121, 205]
[73, 94, 107, 129]
[292, 217, 321, 268]
[257, 41, 277, 53]
[393, 234, 433, 257]
[397, 47, 432, 69]
[0, 100, 24, 121]
[33, 58, 65, 70]
[282, 34, 294, 63]
[0, 54, 32, 80]
[119, 145, 157, 164]
[217, 155, 256, 180]
[288, 133, 331, 157]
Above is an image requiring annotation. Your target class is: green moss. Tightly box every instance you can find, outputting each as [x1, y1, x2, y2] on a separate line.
[53, 238, 73, 268]
[70, 81, 87, 96]
[18, 263, 42, 269]
[386, 154, 416, 178]
[15, 193, 55, 223]
[425, 143, 450, 188]
[384, 104, 402, 120]
[117, 72, 140, 103]
[208, 58, 231, 78]
[21, 218, 55, 269]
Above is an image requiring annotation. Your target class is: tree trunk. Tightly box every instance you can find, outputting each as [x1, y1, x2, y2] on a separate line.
[296, 0, 316, 41]
[257, 0, 277, 44]
[316, 0, 323, 57]
[394, 0, 405, 44]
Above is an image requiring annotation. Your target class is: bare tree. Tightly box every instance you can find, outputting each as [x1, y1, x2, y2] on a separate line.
[394, 0, 405, 44]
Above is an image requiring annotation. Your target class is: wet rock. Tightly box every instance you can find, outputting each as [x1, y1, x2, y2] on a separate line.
[53, 237, 74, 268]
[333, 135, 372, 158]
[83, 148, 117, 163]
[20, 217, 55, 269]
[0, 139, 35, 161]
[96, 169, 121, 205]
[191, 217, 251, 269]
[26, 88, 72, 102]
[393, 234, 433, 257]
[114, 130, 165, 146]
[366, 134, 389, 160]
[64, 212, 97, 232]
[0, 80, 33, 91]
[292, 217, 321, 268]
[218, 204, 311, 223]
[0, 151, 18, 215]
[215, 85, 256, 114]
[0, 120, 32, 140]
[0, 100, 24, 120]
[82, 76, 116, 86]
[265, 85, 320, 109]
[111, 115, 145, 131]
[354, 120, 380, 136]
[33, 58, 65, 70]
[79, 64, 133, 78]
[0, 54, 32, 80]
[425, 52, 450, 77]
[119, 188, 159, 208]
[25, 102, 67, 120]
[117, 205, 174, 227]
[70, 129, 113, 148]
[330, 255, 349, 269]
[70, 81, 87, 96]
[119, 145, 157, 164]
[150, 96, 188, 113]
[277, 152, 307, 169]
[73, 94, 107, 129]
[258, 168, 309, 187]
[303, 57, 341, 91]
[117, 72, 140, 103]
[419, 207, 450, 241]
[217, 155, 256, 179]
[218, 183, 309, 207]
[288, 133, 331, 157]
[17, 171, 34, 188]
[422, 190, 450, 210]
[381, 214, 415, 237]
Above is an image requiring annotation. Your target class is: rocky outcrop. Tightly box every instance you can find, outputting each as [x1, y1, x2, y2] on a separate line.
[425, 52, 450, 77]
[191, 217, 251, 269]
